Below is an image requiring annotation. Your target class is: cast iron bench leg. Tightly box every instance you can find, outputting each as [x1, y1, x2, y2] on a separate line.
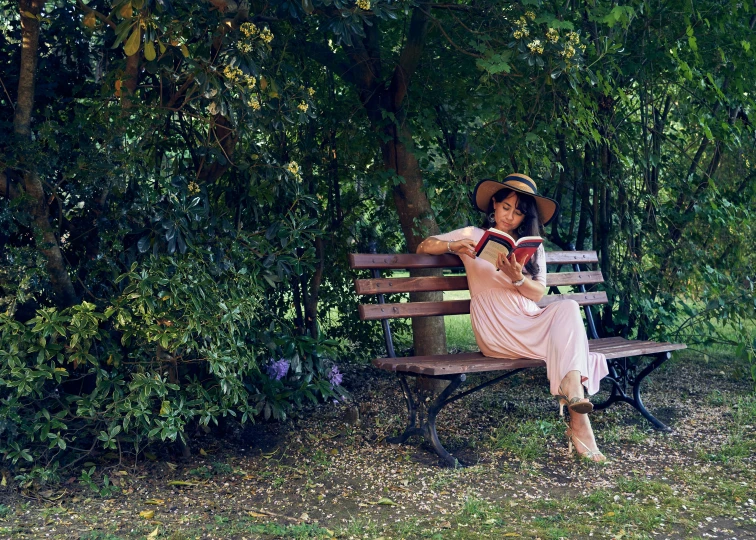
[387, 374, 467, 467]
[387, 374, 423, 444]
[593, 352, 672, 431]
[425, 375, 467, 467]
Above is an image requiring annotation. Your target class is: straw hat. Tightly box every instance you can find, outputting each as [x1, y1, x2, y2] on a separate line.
[472, 174, 559, 225]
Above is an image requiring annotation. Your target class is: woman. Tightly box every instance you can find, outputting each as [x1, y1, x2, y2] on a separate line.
[416, 174, 609, 461]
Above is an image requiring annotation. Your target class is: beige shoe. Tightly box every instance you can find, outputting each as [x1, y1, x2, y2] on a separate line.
[557, 385, 594, 416]
[565, 426, 607, 463]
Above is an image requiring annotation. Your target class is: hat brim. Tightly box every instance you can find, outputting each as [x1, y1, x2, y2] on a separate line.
[472, 178, 559, 226]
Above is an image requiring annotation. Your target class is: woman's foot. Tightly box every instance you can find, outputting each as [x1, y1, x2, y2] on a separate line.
[566, 413, 606, 463]
[557, 371, 593, 415]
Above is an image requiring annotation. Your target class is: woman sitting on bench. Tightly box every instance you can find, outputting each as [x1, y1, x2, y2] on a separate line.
[416, 174, 609, 462]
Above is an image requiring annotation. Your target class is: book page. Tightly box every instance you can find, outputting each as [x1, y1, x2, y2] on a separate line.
[478, 239, 511, 266]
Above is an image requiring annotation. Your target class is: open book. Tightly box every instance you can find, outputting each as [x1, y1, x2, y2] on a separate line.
[474, 228, 542, 267]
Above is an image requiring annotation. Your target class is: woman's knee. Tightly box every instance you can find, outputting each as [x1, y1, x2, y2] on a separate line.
[559, 299, 581, 314]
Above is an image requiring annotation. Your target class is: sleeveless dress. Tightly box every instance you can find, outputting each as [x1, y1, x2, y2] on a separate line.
[434, 227, 608, 396]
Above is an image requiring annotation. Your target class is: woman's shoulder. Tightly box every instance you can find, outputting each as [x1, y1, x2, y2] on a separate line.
[435, 226, 483, 240]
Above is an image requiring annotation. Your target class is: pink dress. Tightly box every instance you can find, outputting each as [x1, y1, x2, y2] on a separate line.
[434, 227, 608, 396]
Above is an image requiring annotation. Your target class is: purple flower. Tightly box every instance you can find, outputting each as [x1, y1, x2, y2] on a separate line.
[327, 365, 343, 388]
[266, 358, 290, 381]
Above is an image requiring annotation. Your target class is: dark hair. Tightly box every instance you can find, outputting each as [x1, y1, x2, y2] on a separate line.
[480, 188, 542, 277]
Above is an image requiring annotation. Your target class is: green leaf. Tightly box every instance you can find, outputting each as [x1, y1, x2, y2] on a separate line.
[144, 41, 156, 61]
[124, 25, 141, 56]
[159, 400, 171, 415]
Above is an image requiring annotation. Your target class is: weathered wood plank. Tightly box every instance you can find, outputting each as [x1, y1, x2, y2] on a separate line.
[373, 354, 543, 375]
[349, 251, 598, 270]
[546, 271, 604, 286]
[354, 271, 604, 295]
[358, 292, 608, 320]
[535, 292, 608, 308]
[349, 253, 462, 270]
[354, 276, 469, 295]
[371, 338, 686, 375]
[359, 299, 471, 320]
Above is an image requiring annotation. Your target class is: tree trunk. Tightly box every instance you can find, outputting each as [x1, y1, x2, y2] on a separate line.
[13, 0, 77, 307]
[382, 127, 447, 360]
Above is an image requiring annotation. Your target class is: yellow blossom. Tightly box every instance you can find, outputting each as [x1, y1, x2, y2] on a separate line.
[513, 30, 523, 39]
[356, 0, 371, 9]
[188, 181, 200, 194]
[286, 161, 301, 177]
[259, 27, 273, 44]
[567, 31, 580, 44]
[546, 28, 559, 43]
[297, 101, 309, 113]
[516, 16, 527, 27]
[525, 10, 536, 20]
[248, 97, 261, 110]
[238, 41, 254, 54]
[240, 22, 258, 38]
[307, 87, 315, 97]
[561, 44, 576, 59]
[223, 65, 243, 81]
[527, 39, 544, 55]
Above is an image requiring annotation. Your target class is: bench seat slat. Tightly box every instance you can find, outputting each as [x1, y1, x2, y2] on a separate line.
[354, 271, 604, 295]
[374, 355, 544, 375]
[358, 292, 608, 320]
[349, 251, 598, 269]
[594, 341, 687, 359]
[372, 338, 686, 375]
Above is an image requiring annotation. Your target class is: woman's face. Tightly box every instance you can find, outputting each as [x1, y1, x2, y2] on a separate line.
[493, 191, 525, 235]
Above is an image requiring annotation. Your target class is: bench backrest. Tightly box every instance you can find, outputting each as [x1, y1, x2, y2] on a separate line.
[350, 250, 604, 319]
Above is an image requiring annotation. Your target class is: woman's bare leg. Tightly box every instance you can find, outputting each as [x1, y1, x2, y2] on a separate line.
[559, 370, 605, 461]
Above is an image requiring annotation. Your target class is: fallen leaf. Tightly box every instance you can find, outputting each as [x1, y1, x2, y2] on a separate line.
[199, 448, 208, 456]
[503, 534, 521, 538]
[604, 511, 616, 517]
[144, 452, 157, 461]
[147, 525, 159, 539]
[167, 481, 199, 487]
[144, 499, 164, 505]
[139, 510, 154, 519]
[375, 497, 397, 506]
[440, 521, 451, 529]
[248, 511, 269, 518]
[299, 512, 309, 521]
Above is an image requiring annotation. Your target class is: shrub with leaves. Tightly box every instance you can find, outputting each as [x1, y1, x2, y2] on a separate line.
[0, 239, 346, 483]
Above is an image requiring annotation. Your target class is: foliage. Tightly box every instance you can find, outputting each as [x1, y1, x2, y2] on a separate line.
[0, 239, 346, 480]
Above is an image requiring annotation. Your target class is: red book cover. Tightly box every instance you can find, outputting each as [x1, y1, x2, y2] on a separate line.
[474, 228, 542, 267]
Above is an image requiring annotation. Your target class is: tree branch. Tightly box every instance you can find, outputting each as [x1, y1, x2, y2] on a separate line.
[390, 4, 433, 108]
[75, 0, 116, 29]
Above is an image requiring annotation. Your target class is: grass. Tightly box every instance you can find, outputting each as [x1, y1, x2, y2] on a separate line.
[492, 418, 560, 461]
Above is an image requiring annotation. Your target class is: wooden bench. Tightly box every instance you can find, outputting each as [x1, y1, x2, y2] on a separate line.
[349, 247, 686, 466]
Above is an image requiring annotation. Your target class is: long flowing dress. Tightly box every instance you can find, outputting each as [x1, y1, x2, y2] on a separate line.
[434, 227, 608, 396]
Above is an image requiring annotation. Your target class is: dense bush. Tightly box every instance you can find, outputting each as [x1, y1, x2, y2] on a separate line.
[0, 243, 347, 484]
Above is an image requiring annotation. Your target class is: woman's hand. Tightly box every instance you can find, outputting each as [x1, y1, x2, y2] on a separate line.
[450, 239, 477, 260]
[496, 251, 525, 282]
